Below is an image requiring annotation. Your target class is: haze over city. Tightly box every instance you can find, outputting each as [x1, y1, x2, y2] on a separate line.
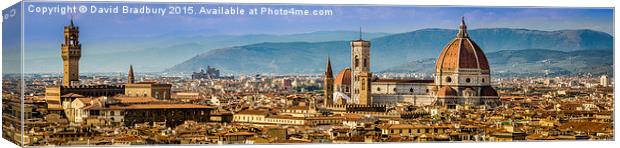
[6, 2, 613, 73]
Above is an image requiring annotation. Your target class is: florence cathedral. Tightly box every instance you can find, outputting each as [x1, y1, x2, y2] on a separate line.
[323, 17, 501, 109]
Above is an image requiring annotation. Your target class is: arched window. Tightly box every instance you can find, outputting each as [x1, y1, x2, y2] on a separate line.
[361, 81, 365, 90]
[482, 78, 485, 83]
[377, 87, 381, 91]
[446, 77, 452, 83]
[363, 58, 368, 67]
[69, 36, 75, 45]
[355, 56, 359, 67]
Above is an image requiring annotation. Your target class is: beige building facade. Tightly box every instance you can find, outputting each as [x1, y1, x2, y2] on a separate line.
[124, 82, 172, 100]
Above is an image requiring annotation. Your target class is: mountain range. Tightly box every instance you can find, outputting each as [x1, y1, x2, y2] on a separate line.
[166, 28, 613, 76]
[383, 49, 613, 76]
[26, 31, 390, 73]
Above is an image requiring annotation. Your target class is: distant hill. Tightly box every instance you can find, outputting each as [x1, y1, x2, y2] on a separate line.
[166, 28, 613, 75]
[487, 49, 613, 76]
[26, 31, 390, 73]
[380, 58, 436, 74]
[383, 49, 613, 76]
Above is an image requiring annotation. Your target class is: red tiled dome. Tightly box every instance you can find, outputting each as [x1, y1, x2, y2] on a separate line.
[435, 17, 490, 74]
[480, 86, 499, 96]
[437, 86, 457, 97]
[334, 67, 351, 85]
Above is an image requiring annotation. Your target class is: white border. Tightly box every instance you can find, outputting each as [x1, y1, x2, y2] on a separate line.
[1, 0, 618, 148]
[5, 0, 618, 7]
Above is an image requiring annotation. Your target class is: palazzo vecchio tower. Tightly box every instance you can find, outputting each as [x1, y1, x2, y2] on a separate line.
[61, 18, 81, 86]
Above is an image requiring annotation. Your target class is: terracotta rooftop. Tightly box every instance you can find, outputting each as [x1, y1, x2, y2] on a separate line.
[306, 116, 345, 120]
[61, 93, 85, 98]
[377, 124, 449, 129]
[437, 86, 457, 97]
[558, 121, 610, 133]
[120, 104, 215, 110]
[220, 131, 256, 136]
[112, 96, 160, 104]
[269, 115, 305, 120]
[283, 106, 309, 110]
[237, 110, 269, 115]
[75, 97, 93, 104]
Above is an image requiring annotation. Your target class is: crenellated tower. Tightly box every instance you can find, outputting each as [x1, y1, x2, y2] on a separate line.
[61, 18, 81, 86]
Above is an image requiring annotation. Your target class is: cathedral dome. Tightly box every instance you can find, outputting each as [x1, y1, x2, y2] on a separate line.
[435, 17, 490, 74]
[437, 86, 457, 97]
[334, 67, 352, 85]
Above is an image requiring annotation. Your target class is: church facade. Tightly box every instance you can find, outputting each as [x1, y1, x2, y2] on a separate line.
[324, 18, 500, 109]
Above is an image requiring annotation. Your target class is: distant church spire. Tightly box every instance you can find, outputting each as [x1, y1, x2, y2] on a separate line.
[457, 16, 469, 38]
[128, 65, 135, 84]
[325, 56, 333, 78]
[323, 55, 335, 106]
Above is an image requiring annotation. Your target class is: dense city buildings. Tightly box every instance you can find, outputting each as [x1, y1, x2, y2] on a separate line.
[1, 18, 613, 146]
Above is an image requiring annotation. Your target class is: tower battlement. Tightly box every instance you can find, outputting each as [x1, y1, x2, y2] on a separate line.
[61, 18, 82, 87]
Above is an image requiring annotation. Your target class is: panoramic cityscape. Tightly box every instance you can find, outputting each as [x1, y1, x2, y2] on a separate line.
[1, 3, 614, 146]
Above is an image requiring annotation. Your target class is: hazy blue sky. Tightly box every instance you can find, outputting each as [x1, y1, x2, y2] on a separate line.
[6, 2, 614, 73]
[23, 3, 614, 37]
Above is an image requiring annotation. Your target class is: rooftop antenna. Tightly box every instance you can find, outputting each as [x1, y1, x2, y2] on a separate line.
[359, 26, 362, 40]
[70, 15, 74, 26]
